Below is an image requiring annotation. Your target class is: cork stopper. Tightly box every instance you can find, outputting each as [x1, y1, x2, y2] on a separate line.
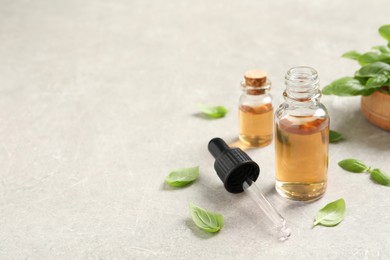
[244, 70, 267, 87]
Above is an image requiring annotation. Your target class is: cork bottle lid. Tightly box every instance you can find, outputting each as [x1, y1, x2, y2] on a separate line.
[244, 70, 267, 87]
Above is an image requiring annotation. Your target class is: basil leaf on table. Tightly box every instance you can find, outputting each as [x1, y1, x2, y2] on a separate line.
[313, 198, 346, 227]
[338, 160, 390, 187]
[165, 166, 199, 187]
[369, 168, 390, 187]
[322, 77, 368, 96]
[329, 130, 343, 143]
[189, 203, 224, 233]
[341, 50, 361, 60]
[338, 159, 369, 173]
[379, 24, 390, 42]
[198, 104, 228, 118]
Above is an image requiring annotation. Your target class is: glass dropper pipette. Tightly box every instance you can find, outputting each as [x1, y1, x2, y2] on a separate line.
[243, 178, 291, 240]
[208, 137, 291, 241]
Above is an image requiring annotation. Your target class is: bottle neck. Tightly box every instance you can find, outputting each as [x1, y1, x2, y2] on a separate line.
[284, 66, 321, 103]
[241, 80, 271, 96]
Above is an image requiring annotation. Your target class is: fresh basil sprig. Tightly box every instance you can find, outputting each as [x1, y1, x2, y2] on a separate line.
[313, 198, 346, 227]
[165, 166, 199, 187]
[323, 24, 390, 96]
[338, 159, 390, 186]
[189, 203, 224, 233]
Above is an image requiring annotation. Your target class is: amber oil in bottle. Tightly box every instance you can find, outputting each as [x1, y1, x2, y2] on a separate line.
[239, 70, 273, 147]
[275, 66, 329, 201]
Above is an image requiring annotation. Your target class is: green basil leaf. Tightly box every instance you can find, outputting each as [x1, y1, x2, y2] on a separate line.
[165, 166, 199, 187]
[198, 104, 228, 118]
[341, 50, 361, 60]
[379, 24, 390, 42]
[329, 130, 343, 143]
[355, 62, 390, 78]
[369, 168, 390, 187]
[313, 198, 346, 227]
[338, 159, 368, 173]
[365, 74, 388, 89]
[355, 76, 369, 85]
[357, 52, 390, 66]
[189, 203, 224, 232]
[322, 77, 367, 96]
[372, 45, 390, 54]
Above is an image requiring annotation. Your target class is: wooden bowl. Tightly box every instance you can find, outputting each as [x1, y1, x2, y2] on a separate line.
[361, 89, 390, 131]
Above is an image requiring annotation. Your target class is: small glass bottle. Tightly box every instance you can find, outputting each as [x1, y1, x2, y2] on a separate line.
[275, 66, 329, 201]
[239, 70, 273, 147]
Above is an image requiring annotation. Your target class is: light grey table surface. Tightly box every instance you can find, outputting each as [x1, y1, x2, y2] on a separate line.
[1, 0, 389, 259]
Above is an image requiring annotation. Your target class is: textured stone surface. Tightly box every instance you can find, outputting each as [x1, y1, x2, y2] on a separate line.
[0, 0, 389, 258]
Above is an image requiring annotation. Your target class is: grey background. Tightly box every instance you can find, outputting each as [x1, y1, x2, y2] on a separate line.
[0, 0, 389, 259]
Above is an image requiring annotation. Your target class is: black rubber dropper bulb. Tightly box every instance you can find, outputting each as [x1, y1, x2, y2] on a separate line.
[208, 137, 259, 193]
[208, 137, 230, 158]
[208, 137, 291, 240]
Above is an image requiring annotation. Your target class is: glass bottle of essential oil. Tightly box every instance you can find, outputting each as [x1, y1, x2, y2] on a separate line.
[275, 66, 329, 201]
[239, 70, 273, 147]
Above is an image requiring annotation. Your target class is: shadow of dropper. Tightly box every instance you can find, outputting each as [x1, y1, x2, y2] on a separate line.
[208, 137, 291, 241]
